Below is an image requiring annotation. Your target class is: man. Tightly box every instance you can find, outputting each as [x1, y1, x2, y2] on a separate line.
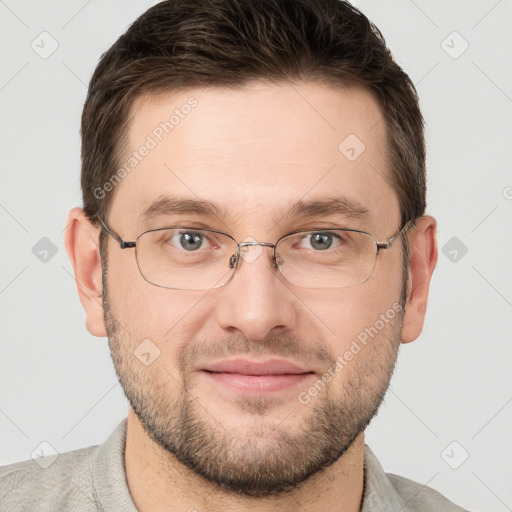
[0, 0, 467, 510]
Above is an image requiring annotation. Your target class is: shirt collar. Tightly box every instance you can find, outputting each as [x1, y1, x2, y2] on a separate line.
[92, 418, 138, 512]
[362, 444, 410, 512]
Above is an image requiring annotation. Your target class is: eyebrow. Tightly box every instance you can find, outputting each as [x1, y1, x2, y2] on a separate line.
[141, 196, 225, 220]
[140, 194, 371, 226]
[282, 196, 370, 223]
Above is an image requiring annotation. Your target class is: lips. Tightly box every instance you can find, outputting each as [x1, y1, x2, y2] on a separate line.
[202, 358, 310, 375]
[199, 358, 315, 394]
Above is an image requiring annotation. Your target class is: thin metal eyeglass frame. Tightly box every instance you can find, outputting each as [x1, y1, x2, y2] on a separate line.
[97, 217, 415, 289]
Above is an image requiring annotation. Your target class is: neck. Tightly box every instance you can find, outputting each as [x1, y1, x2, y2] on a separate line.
[125, 408, 365, 512]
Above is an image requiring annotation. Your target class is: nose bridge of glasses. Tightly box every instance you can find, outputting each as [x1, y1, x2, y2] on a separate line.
[239, 241, 275, 249]
[230, 240, 278, 269]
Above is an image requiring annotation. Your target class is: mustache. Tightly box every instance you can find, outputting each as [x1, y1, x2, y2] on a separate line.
[180, 333, 334, 371]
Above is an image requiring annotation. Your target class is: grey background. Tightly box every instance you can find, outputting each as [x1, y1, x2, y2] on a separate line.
[1, 1, 511, 510]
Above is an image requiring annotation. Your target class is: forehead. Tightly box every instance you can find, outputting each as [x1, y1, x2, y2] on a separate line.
[109, 81, 399, 236]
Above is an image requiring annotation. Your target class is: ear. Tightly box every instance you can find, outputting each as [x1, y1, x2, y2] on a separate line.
[401, 215, 438, 344]
[64, 207, 107, 337]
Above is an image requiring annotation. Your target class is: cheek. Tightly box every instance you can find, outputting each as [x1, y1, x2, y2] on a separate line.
[299, 262, 403, 353]
[309, 300, 402, 403]
[107, 255, 209, 354]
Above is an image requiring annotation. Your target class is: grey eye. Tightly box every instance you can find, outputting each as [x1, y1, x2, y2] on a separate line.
[309, 232, 334, 250]
[180, 232, 204, 250]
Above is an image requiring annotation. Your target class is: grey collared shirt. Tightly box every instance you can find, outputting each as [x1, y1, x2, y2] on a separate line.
[0, 418, 467, 511]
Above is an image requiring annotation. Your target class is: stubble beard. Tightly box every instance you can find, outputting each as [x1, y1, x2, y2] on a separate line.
[101, 254, 403, 497]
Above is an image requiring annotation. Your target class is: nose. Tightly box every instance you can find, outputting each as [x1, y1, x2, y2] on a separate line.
[214, 243, 298, 342]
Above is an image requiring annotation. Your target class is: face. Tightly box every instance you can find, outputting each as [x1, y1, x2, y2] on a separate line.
[102, 81, 405, 496]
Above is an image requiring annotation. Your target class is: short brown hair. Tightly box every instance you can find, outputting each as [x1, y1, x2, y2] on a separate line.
[81, 0, 425, 230]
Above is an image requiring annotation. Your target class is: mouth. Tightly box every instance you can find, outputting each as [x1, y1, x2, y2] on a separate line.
[199, 358, 316, 394]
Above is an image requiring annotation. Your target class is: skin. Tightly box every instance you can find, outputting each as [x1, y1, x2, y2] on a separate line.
[65, 81, 438, 512]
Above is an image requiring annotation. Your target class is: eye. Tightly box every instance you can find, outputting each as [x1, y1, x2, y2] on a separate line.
[168, 230, 211, 251]
[299, 231, 344, 251]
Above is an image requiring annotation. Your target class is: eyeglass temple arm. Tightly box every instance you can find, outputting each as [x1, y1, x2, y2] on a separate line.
[97, 217, 136, 249]
[376, 219, 415, 250]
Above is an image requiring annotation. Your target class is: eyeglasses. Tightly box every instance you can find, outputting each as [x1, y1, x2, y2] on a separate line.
[98, 218, 414, 290]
